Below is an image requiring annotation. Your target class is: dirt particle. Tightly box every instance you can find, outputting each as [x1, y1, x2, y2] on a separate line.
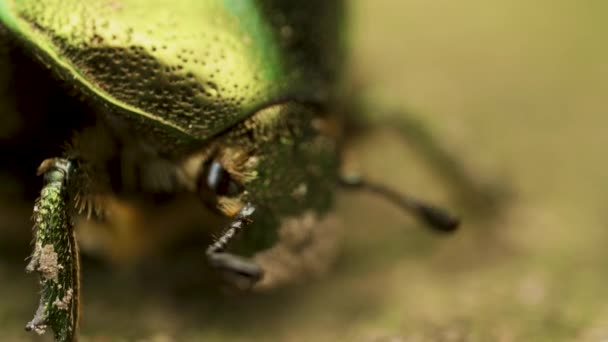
[25, 303, 48, 335]
[37, 244, 62, 282]
[253, 211, 343, 291]
[31, 324, 47, 335]
[52, 288, 73, 311]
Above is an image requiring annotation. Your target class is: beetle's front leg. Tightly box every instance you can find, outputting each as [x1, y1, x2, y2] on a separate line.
[346, 103, 508, 217]
[207, 203, 263, 288]
[25, 158, 80, 342]
[389, 112, 507, 215]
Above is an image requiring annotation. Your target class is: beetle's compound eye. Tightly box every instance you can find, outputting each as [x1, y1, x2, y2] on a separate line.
[202, 160, 243, 197]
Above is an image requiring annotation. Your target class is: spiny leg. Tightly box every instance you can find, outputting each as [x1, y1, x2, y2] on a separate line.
[25, 158, 80, 341]
[206, 203, 263, 287]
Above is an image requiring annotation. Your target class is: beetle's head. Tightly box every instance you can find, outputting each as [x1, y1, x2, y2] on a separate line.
[179, 102, 341, 222]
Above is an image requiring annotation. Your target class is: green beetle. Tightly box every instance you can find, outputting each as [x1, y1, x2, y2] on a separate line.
[0, 1, 461, 340]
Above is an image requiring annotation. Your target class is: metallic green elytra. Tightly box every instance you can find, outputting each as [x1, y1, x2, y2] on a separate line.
[1, 0, 461, 341]
[0, 0, 346, 150]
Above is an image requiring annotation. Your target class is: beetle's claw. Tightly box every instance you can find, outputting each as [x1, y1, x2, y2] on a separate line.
[208, 252, 264, 289]
[417, 203, 460, 232]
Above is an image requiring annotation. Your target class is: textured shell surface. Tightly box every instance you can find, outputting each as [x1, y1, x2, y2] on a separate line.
[0, 0, 344, 147]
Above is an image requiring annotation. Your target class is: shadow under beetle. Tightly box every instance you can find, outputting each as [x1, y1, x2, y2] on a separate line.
[0, 1, 470, 341]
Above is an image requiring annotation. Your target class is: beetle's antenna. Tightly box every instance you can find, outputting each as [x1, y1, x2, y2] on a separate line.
[339, 175, 460, 232]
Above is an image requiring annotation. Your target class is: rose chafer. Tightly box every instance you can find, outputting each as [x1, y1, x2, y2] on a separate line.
[0, 1, 464, 341]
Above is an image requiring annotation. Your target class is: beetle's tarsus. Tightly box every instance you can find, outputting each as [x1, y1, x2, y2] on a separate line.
[415, 203, 460, 232]
[339, 175, 460, 232]
[388, 112, 506, 215]
[345, 104, 507, 218]
[208, 252, 263, 284]
[206, 203, 264, 286]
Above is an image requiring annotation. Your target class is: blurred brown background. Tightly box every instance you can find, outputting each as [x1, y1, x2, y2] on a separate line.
[2, 0, 608, 340]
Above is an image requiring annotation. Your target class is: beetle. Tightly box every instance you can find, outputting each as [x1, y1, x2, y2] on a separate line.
[0, 1, 462, 341]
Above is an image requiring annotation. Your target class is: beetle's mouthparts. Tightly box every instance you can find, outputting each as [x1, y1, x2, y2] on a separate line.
[338, 174, 460, 232]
